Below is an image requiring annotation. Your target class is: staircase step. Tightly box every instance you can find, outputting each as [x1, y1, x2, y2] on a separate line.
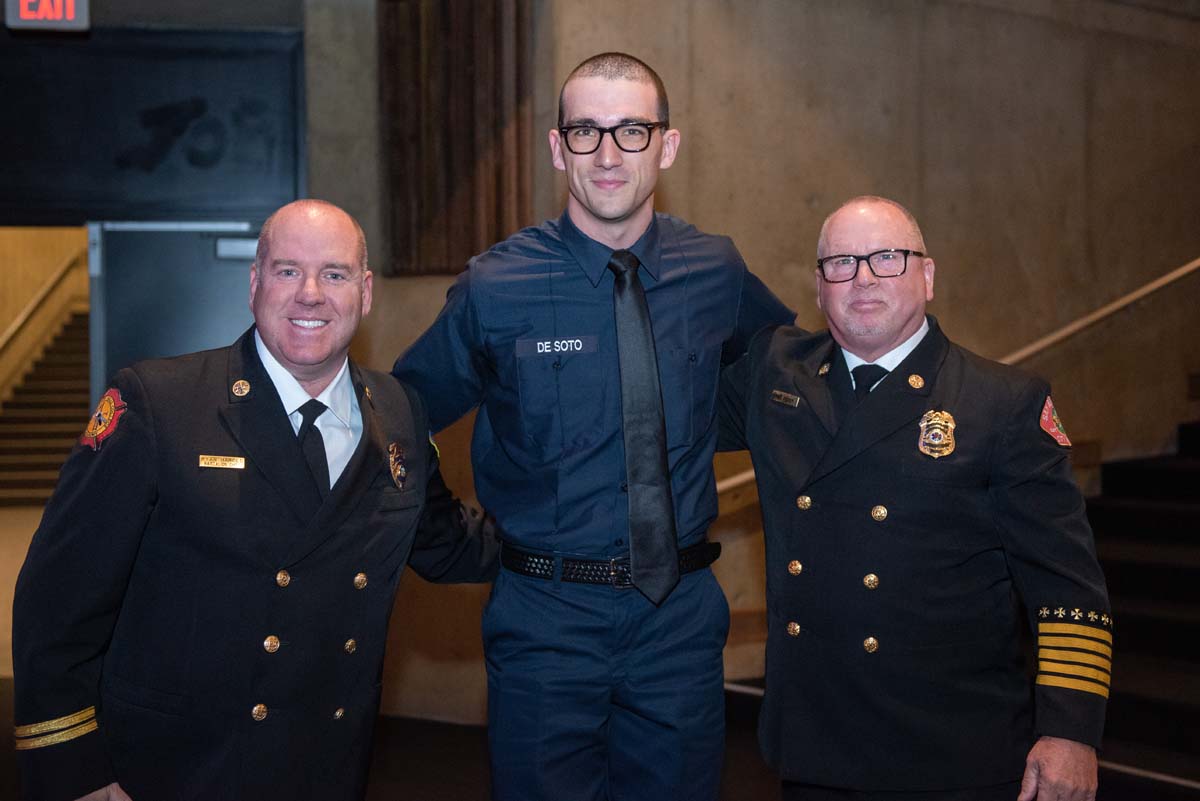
[0, 438, 76, 455]
[1110, 598, 1200, 662]
[0, 422, 85, 438]
[33, 354, 89, 368]
[1087, 497, 1200, 544]
[1101, 457, 1200, 503]
[24, 366, 88, 381]
[1, 395, 90, 411]
[0, 408, 90, 423]
[0, 471, 60, 489]
[1106, 654, 1200, 757]
[1181, 422, 1200, 458]
[0, 454, 71, 470]
[0, 487, 53, 506]
[14, 380, 90, 394]
[1098, 540, 1200, 604]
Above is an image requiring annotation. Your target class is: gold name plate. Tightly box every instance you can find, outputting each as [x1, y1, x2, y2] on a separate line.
[199, 455, 245, 469]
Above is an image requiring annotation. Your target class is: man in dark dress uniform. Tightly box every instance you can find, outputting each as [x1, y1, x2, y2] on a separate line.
[394, 53, 794, 801]
[719, 196, 1110, 801]
[12, 199, 499, 801]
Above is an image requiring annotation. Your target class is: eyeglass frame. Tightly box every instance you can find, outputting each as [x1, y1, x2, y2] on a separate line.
[557, 121, 671, 154]
[816, 248, 926, 283]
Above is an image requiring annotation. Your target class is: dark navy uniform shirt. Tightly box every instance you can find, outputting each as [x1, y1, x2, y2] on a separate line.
[395, 210, 794, 557]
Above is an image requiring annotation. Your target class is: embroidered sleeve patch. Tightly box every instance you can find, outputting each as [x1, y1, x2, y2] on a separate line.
[1039, 396, 1071, 447]
[80, 388, 128, 451]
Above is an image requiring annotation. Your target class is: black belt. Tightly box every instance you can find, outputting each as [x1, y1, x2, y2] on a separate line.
[501, 541, 721, 588]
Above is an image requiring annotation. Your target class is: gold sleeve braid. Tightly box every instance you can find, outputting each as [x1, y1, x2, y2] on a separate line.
[13, 706, 98, 750]
[1035, 623, 1112, 699]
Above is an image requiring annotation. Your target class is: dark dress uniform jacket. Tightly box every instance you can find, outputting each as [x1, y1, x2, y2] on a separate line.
[719, 317, 1111, 792]
[13, 329, 499, 801]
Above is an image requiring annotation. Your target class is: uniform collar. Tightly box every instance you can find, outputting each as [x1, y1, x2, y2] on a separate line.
[842, 317, 930, 377]
[558, 209, 663, 288]
[254, 329, 354, 428]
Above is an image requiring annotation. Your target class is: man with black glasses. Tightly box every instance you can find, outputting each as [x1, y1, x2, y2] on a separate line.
[718, 195, 1110, 801]
[395, 52, 793, 801]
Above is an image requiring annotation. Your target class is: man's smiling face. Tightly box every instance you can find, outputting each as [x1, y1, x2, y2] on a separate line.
[249, 203, 372, 394]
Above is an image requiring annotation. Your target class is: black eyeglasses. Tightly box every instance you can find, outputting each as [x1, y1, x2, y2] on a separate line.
[817, 249, 925, 283]
[558, 122, 669, 154]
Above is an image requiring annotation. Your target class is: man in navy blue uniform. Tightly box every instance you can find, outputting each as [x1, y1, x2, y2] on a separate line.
[394, 53, 794, 801]
[13, 200, 499, 801]
[719, 196, 1110, 801]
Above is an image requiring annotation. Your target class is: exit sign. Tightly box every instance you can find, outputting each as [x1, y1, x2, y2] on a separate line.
[5, 0, 88, 30]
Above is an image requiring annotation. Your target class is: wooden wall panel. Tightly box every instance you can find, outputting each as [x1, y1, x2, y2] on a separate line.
[379, 0, 533, 276]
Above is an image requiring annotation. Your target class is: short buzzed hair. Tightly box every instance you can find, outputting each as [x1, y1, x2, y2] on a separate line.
[557, 52, 669, 127]
[255, 198, 368, 273]
[817, 195, 927, 255]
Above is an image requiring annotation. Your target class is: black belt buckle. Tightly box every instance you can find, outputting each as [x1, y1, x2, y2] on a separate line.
[608, 557, 633, 589]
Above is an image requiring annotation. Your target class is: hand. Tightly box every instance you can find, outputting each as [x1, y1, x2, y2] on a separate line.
[76, 783, 133, 801]
[1017, 736, 1097, 801]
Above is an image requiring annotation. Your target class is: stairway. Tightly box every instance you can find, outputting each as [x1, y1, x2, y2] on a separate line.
[0, 313, 90, 507]
[1088, 415, 1200, 780]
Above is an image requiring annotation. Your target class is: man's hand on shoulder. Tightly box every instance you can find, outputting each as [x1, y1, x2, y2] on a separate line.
[1018, 736, 1097, 801]
[77, 782, 133, 801]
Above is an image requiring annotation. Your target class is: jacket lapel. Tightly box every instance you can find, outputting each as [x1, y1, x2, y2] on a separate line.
[789, 340, 840, 439]
[217, 329, 320, 526]
[806, 318, 950, 486]
[282, 362, 387, 566]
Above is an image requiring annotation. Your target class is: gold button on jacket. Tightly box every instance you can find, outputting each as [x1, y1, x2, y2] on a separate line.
[275, 570, 291, 587]
[334, 708, 345, 720]
[786, 621, 801, 637]
[870, 505, 888, 521]
[251, 704, 268, 721]
[863, 574, 879, 590]
[787, 560, 803, 576]
[353, 572, 368, 590]
[796, 495, 813, 510]
[863, 637, 879, 653]
[344, 639, 357, 654]
[263, 635, 280, 653]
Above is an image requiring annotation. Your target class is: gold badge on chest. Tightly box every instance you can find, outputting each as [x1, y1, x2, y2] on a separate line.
[387, 442, 408, 490]
[917, 410, 956, 458]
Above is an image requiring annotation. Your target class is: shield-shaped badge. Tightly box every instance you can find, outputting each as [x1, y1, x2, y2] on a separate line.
[387, 442, 407, 490]
[917, 410, 956, 458]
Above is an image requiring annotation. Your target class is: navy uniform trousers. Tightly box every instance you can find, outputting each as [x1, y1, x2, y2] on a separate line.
[12, 329, 498, 801]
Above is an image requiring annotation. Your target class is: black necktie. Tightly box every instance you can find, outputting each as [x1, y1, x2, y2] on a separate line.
[298, 399, 330, 499]
[852, 364, 888, 403]
[608, 249, 679, 605]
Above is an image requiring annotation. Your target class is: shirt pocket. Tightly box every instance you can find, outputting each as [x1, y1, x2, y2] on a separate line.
[659, 343, 722, 448]
[515, 337, 608, 460]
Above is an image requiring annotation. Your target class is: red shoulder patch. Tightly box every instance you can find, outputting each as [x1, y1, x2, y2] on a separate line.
[80, 388, 128, 451]
[1039, 396, 1071, 447]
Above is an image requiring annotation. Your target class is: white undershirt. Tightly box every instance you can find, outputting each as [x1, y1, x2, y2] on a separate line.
[843, 318, 930, 392]
[255, 331, 362, 487]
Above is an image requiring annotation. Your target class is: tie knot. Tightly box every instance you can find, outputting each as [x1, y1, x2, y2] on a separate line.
[852, 364, 888, 399]
[298, 399, 327, 429]
[607, 249, 641, 277]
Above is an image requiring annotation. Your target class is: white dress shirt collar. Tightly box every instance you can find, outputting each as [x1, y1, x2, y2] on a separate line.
[842, 317, 930, 390]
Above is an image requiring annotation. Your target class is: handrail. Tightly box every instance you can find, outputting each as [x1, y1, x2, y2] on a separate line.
[717, 254, 1200, 496]
[0, 249, 87, 357]
[1000, 255, 1200, 365]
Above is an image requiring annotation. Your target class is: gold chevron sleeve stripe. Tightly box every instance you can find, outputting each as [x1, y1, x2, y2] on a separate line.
[1038, 622, 1112, 644]
[1039, 660, 1111, 685]
[1038, 636, 1112, 659]
[1039, 648, 1112, 670]
[13, 719, 99, 750]
[1037, 674, 1110, 699]
[13, 706, 96, 738]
